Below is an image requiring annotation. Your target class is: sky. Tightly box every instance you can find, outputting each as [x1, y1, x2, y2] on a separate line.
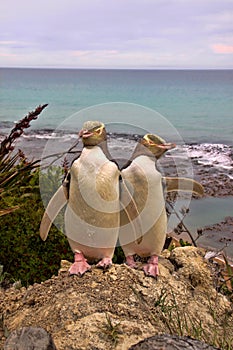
[0, 0, 233, 69]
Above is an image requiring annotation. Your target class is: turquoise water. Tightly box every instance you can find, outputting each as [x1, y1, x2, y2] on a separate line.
[1, 68, 233, 144]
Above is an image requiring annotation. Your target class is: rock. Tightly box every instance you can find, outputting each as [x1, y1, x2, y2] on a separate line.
[128, 334, 220, 349]
[169, 246, 211, 288]
[0, 247, 232, 350]
[4, 327, 57, 350]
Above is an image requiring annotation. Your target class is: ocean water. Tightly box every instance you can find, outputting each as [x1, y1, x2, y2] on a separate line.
[0, 68, 233, 258]
[0, 68, 233, 144]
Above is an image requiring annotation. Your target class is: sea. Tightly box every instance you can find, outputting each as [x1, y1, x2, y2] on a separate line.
[0, 68, 233, 258]
[1, 68, 233, 143]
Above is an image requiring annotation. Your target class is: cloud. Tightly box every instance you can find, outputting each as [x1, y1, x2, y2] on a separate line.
[0, 47, 207, 69]
[0, 0, 233, 68]
[211, 44, 233, 54]
[0, 41, 18, 45]
[0, 53, 17, 57]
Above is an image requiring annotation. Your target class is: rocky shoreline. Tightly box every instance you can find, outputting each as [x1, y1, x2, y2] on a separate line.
[191, 159, 233, 197]
[7, 130, 232, 199]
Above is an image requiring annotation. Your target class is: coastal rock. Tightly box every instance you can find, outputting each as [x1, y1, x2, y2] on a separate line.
[0, 247, 232, 350]
[4, 327, 56, 350]
[169, 246, 212, 288]
[128, 334, 220, 349]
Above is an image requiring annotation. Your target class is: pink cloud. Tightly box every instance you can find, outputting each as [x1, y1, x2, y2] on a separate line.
[72, 50, 118, 57]
[72, 50, 91, 57]
[211, 44, 233, 54]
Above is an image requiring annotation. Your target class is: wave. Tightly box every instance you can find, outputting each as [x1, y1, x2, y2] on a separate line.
[184, 143, 233, 172]
[0, 121, 15, 128]
[22, 132, 78, 141]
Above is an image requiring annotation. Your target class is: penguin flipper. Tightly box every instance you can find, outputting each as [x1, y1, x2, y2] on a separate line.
[120, 178, 143, 244]
[164, 177, 204, 197]
[40, 185, 68, 241]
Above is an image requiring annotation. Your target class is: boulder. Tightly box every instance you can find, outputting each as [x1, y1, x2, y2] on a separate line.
[128, 334, 220, 349]
[4, 327, 56, 350]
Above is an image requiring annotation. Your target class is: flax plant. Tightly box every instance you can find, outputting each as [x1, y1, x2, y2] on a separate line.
[0, 104, 48, 216]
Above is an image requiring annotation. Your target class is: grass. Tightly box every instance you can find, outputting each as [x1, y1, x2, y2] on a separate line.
[129, 274, 232, 350]
[101, 313, 122, 347]
[153, 287, 233, 350]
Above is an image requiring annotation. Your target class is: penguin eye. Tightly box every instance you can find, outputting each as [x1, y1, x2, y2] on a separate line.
[95, 127, 102, 135]
[148, 139, 155, 145]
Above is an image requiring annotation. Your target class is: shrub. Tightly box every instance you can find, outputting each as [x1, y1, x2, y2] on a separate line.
[0, 169, 73, 286]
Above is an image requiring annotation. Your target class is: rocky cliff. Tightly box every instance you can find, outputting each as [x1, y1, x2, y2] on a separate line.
[1, 246, 232, 349]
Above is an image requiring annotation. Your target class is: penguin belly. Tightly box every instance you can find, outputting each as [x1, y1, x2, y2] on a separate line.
[65, 146, 120, 262]
[119, 155, 167, 257]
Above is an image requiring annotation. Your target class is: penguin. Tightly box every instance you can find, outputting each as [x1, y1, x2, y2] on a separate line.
[40, 121, 120, 276]
[119, 134, 203, 278]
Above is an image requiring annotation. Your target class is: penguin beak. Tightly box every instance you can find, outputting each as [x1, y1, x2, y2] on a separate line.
[79, 129, 94, 139]
[156, 143, 176, 150]
[152, 143, 176, 159]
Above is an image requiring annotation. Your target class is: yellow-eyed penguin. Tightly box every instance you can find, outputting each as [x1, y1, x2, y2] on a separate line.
[40, 121, 120, 276]
[119, 134, 203, 278]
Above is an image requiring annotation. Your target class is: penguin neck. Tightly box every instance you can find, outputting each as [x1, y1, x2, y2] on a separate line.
[120, 143, 156, 170]
[98, 140, 112, 160]
[84, 141, 115, 163]
[131, 143, 156, 161]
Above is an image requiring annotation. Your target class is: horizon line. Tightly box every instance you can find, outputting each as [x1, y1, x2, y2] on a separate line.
[1, 66, 233, 70]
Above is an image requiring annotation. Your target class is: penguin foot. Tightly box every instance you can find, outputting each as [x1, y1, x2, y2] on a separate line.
[143, 255, 159, 279]
[96, 257, 112, 270]
[125, 255, 137, 269]
[69, 252, 91, 277]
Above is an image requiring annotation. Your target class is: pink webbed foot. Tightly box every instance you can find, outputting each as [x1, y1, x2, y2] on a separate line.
[69, 252, 91, 277]
[143, 255, 159, 279]
[96, 257, 112, 270]
[125, 255, 137, 269]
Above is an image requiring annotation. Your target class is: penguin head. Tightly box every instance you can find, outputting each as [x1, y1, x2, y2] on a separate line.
[79, 121, 106, 146]
[140, 134, 176, 159]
